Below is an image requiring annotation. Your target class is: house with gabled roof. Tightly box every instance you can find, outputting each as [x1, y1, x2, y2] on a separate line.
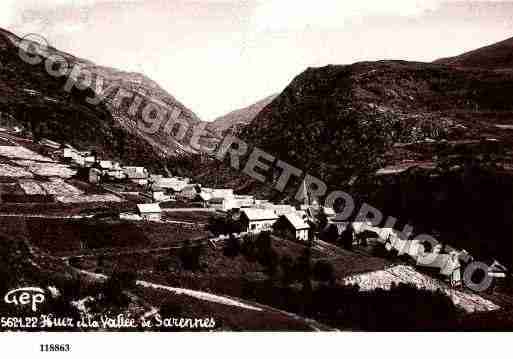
[274, 213, 310, 242]
[208, 196, 237, 211]
[136, 203, 162, 221]
[151, 185, 170, 202]
[240, 208, 279, 234]
[234, 195, 255, 208]
[177, 184, 201, 200]
[156, 177, 189, 194]
[123, 166, 149, 185]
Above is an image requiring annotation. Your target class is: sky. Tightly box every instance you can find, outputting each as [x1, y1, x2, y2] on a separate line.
[2, 0, 513, 120]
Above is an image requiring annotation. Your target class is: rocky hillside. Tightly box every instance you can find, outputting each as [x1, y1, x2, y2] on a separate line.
[194, 40, 513, 241]
[234, 60, 513, 188]
[208, 94, 277, 136]
[435, 36, 513, 70]
[0, 27, 201, 172]
[191, 41, 513, 266]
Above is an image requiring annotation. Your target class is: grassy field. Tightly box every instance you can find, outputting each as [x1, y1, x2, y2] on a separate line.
[0, 201, 136, 215]
[132, 286, 314, 331]
[19, 218, 207, 256]
[0, 138, 13, 146]
[162, 211, 218, 224]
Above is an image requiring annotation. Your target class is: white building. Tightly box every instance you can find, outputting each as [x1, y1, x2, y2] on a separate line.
[416, 252, 461, 286]
[136, 203, 162, 221]
[178, 184, 201, 200]
[151, 186, 170, 202]
[271, 204, 297, 216]
[158, 178, 190, 193]
[84, 155, 96, 167]
[275, 213, 310, 242]
[208, 196, 237, 211]
[240, 208, 279, 234]
[63, 148, 86, 166]
[234, 195, 255, 208]
[106, 169, 127, 180]
[98, 160, 118, 171]
[123, 166, 149, 185]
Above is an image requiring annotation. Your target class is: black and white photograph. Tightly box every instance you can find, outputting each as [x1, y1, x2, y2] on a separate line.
[0, 0, 513, 354]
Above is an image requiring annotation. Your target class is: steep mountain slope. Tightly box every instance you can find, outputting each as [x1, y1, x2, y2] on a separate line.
[238, 60, 513, 186]
[0, 27, 201, 171]
[435, 36, 513, 70]
[193, 42, 513, 266]
[208, 94, 277, 136]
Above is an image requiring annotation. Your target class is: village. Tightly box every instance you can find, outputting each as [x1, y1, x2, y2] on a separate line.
[1, 125, 502, 292]
[0, 124, 510, 329]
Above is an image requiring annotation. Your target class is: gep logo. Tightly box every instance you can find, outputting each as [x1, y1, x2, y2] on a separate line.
[4, 287, 46, 312]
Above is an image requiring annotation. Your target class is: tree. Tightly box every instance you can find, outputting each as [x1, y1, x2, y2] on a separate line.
[155, 256, 171, 272]
[262, 247, 280, 276]
[255, 231, 272, 262]
[313, 260, 336, 284]
[295, 248, 312, 281]
[103, 270, 137, 306]
[223, 234, 241, 258]
[340, 224, 354, 250]
[160, 300, 183, 318]
[280, 254, 296, 285]
[321, 224, 339, 243]
[190, 244, 203, 270]
[316, 211, 328, 233]
[180, 240, 203, 271]
[208, 215, 241, 236]
[241, 235, 257, 261]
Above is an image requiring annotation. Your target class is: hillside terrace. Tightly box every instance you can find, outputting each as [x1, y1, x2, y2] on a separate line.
[0, 129, 504, 322]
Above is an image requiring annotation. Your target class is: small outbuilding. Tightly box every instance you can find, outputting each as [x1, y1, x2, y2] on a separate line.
[88, 167, 102, 184]
[136, 203, 162, 221]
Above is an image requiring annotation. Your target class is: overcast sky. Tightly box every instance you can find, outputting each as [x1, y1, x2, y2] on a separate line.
[2, 0, 513, 120]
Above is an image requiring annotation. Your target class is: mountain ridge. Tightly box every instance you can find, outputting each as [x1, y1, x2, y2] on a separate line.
[434, 36, 513, 70]
[208, 94, 278, 136]
[0, 27, 203, 172]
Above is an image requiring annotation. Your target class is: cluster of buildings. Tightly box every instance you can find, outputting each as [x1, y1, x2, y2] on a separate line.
[57, 142, 314, 241]
[322, 220, 508, 288]
[52, 141, 506, 288]
[62, 146, 151, 185]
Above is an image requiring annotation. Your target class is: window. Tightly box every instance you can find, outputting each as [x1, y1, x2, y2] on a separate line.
[251, 224, 256, 230]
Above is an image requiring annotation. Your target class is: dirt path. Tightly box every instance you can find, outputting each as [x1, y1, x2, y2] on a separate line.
[69, 262, 331, 331]
[161, 208, 216, 213]
[0, 213, 86, 219]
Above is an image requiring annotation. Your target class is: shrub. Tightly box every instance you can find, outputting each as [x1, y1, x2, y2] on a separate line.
[241, 236, 257, 261]
[160, 300, 184, 318]
[313, 260, 335, 284]
[321, 224, 339, 243]
[261, 248, 279, 276]
[255, 231, 273, 265]
[280, 254, 296, 285]
[102, 270, 137, 306]
[180, 240, 203, 271]
[155, 256, 171, 272]
[295, 248, 312, 281]
[223, 234, 241, 258]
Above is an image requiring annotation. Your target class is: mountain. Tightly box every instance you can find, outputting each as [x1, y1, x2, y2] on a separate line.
[194, 41, 513, 266]
[238, 60, 513, 187]
[0, 27, 201, 172]
[434, 36, 513, 70]
[208, 94, 277, 136]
